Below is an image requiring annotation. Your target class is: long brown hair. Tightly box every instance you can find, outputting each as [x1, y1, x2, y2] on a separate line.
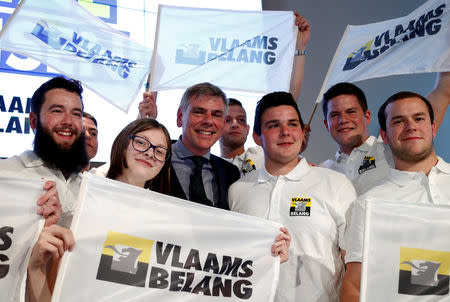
[106, 118, 171, 194]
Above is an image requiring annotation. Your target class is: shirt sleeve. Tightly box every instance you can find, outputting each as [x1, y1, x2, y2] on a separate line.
[335, 178, 357, 251]
[344, 197, 366, 263]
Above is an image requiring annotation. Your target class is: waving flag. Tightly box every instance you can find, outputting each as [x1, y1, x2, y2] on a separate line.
[0, 0, 152, 111]
[52, 174, 281, 302]
[316, 0, 450, 103]
[0, 177, 45, 302]
[150, 5, 297, 94]
[361, 200, 450, 301]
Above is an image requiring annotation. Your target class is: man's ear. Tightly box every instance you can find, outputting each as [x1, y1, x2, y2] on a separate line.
[364, 109, 371, 125]
[324, 119, 329, 132]
[380, 129, 388, 144]
[176, 108, 183, 128]
[432, 121, 436, 138]
[29, 112, 37, 130]
[253, 131, 262, 146]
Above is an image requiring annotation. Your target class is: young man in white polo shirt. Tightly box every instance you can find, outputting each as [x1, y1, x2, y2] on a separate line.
[320, 73, 449, 195]
[340, 91, 450, 302]
[228, 92, 356, 302]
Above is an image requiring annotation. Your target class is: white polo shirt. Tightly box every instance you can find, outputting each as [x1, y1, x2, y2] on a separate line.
[345, 157, 450, 264]
[0, 150, 81, 228]
[320, 135, 394, 196]
[229, 158, 356, 302]
[226, 146, 265, 176]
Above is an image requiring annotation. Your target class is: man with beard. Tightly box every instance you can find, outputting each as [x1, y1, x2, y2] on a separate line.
[320, 72, 449, 195]
[340, 92, 450, 302]
[0, 76, 89, 228]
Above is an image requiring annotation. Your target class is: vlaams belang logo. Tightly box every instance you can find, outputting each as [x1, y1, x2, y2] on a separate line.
[97, 231, 154, 287]
[399, 247, 450, 296]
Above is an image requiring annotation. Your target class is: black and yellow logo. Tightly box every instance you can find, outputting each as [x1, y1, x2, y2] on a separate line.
[96, 231, 154, 287]
[358, 156, 376, 174]
[241, 159, 256, 175]
[398, 247, 450, 296]
[290, 197, 311, 216]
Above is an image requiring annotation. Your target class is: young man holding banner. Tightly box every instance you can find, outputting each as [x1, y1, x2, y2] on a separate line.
[0, 76, 89, 228]
[340, 91, 450, 302]
[320, 72, 450, 195]
[229, 92, 356, 302]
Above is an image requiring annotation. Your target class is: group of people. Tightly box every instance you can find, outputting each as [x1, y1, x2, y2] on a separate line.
[1, 11, 449, 302]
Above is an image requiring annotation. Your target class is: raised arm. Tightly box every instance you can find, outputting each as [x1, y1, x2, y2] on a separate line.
[138, 91, 158, 119]
[289, 12, 311, 101]
[427, 72, 450, 132]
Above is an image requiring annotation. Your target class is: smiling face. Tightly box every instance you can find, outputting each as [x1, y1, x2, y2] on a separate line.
[123, 128, 168, 186]
[220, 104, 249, 149]
[177, 94, 225, 155]
[254, 105, 303, 173]
[380, 97, 436, 163]
[31, 88, 83, 150]
[324, 94, 371, 155]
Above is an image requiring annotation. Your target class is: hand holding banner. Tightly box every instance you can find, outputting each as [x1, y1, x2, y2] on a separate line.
[316, 0, 449, 104]
[52, 174, 281, 301]
[150, 5, 297, 94]
[0, 177, 45, 302]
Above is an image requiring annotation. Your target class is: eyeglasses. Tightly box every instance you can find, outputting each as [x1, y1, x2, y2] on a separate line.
[129, 135, 170, 162]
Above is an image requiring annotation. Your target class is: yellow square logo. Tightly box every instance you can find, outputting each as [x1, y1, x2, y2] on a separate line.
[399, 247, 450, 296]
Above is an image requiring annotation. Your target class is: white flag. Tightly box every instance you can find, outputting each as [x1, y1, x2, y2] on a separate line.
[361, 200, 450, 301]
[52, 174, 281, 301]
[316, 0, 450, 103]
[0, 0, 152, 111]
[150, 5, 297, 93]
[0, 177, 45, 302]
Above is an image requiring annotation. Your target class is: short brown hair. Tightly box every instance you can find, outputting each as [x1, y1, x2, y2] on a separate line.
[106, 118, 171, 194]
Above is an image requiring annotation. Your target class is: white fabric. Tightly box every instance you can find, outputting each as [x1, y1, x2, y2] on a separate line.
[229, 158, 357, 302]
[150, 5, 296, 93]
[0, 177, 45, 302]
[345, 156, 450, 264]
[0, 0, 152, 111]
[90, 162, 110, 177]
[52, 173, 281, 302]
[320, 135, 394, 196]
[0, 150, 81, 228]
[359, 201, 450, 301]
[316, 0, 450, 103]
[226, 146, 265, 176]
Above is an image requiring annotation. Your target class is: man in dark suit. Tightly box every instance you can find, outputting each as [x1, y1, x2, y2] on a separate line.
[169, 82, 240, 210]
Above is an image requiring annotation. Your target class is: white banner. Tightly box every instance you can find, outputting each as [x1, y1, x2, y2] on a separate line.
[150, 5, 297, 93]
[316, 0, 450, 103]
[0, 0, 152, 111]
[52, 173, 281, 301]
[361, 200, 450, 301]
[0, 177, 45, 302]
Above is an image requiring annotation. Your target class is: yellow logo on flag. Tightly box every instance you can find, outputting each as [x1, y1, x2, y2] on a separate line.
[398, 247, 450, 296]
[96, 231, 154, 287]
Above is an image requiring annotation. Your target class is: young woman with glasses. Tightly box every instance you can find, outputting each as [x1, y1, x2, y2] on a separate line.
[106, 118, 171, 193]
